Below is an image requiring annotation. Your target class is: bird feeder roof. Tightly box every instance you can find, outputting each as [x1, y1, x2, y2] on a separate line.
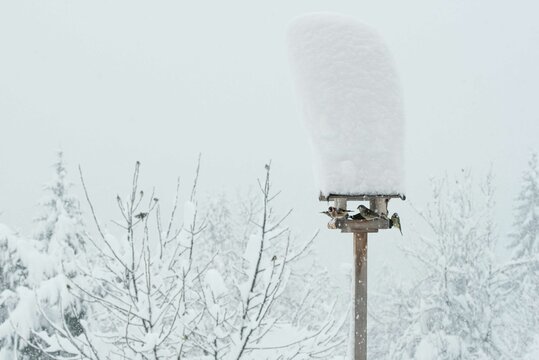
[288, 13, 405, 197]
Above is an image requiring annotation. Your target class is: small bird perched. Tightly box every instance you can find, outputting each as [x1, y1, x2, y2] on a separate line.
[134, 212, 148, 220]
[321, 206, 352, 219]
[357, 205, 383, 220]
[351, 212, 366, 221]
[389, 213, 403, 235]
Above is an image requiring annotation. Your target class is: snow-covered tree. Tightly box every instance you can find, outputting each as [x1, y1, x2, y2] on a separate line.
[33, 152, 87, 345]
[0, 224, 31, 359]
[0, 152, 87, 360]
[34, 151, 85, 264]
[30, 161, 347, 360]
[369, 268, 416, 359]
[0, 224, 61, 360]
[509, 153, 539, 261]
[370, 170, 534, 359]
[508, 152, 539, 342]
[34, 160, 208, 359]
[191, 163, 347, 359]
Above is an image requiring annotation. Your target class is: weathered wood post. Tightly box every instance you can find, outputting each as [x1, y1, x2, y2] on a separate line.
[354, 231, 368, 359]
[351, 197, 388, 358]
[334, 197, 369, 359]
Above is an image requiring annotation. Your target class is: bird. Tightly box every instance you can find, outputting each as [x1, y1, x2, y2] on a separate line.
[357, 205, 383, 220]
[134, 212, 148, 220]
[321, 206, 351, 219]
[351, 212, 366, 221]
[389, 213, 403, 235]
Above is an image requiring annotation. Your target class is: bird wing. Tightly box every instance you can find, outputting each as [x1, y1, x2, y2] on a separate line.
[358, 205, 380, 219]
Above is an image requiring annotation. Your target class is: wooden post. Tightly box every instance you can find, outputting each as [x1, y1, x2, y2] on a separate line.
[354, 232, 368, 360]
[335, 198, 347, 211]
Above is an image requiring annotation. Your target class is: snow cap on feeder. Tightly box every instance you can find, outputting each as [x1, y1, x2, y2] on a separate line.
[287, 13, 405, 199]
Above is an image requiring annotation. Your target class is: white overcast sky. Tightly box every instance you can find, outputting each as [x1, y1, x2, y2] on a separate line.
[1, 0, 538, 277]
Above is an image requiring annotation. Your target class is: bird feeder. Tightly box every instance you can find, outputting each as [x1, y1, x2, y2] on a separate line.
[287, 13, 405, 360]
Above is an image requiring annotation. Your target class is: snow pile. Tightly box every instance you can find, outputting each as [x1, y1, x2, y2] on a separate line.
[288, 13, 405, 196]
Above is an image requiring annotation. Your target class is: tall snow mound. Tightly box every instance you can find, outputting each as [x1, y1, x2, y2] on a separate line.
[287, 13, 405, 196]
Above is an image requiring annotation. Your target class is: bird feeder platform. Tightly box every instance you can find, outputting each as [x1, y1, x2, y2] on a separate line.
[320, 192, 405, 234]
[328, 217, 390, 233]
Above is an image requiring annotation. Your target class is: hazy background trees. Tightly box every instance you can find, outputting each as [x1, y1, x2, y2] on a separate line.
[370, 157, 539, 360]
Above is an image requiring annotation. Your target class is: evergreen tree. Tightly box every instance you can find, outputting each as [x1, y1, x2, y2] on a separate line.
[0, 225, 57, 360]
[35, 152, 86, 336]
[0, 151, 87, 359]
[509, 152, 539, 262]
[35, 151, 85, 265]
[0, 225, 29, 359]
[5, 152, 90, 360]
[508, 152, 539, 343]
